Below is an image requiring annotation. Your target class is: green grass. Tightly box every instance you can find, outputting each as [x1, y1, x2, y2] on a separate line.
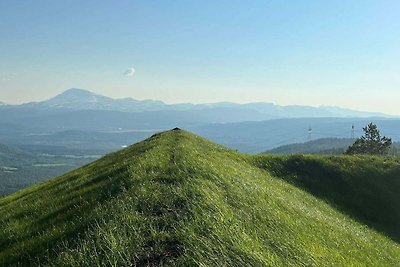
[251, 154, 400, 243]
[0, 129, 399, 266]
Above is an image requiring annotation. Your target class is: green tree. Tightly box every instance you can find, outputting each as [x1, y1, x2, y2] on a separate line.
[346, 123, 392, 155]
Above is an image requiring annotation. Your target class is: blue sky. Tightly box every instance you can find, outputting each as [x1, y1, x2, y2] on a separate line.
[0, 0, 399, 114]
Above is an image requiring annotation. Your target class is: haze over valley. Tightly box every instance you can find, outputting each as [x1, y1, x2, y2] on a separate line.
[1, 88, 400, 195]
[1, 88, 399, 153]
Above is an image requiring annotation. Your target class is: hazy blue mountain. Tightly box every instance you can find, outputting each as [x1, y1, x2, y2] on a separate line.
[0, 108, 266, 133]
[0, 89, 398, 158]
[20, 88, 167, 112]
[1, 88, 394, 118]
[239, 103, 389, 118]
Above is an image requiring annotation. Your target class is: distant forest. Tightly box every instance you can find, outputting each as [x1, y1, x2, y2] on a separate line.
[0, 144, 93, 196]
[265, 138, 400, 155]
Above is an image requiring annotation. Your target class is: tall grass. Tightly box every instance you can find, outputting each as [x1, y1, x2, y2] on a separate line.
[251, 154, 400, 242]
[0, 130, 399, 266]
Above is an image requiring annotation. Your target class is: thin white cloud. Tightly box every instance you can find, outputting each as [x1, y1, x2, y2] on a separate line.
[123, 67, 135, 77]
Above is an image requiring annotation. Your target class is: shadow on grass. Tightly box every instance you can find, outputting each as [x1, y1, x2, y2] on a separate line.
[253, 155, 400, 244]
[0, 163, 133, 266]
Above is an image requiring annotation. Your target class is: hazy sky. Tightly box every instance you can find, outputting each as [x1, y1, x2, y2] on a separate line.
[0, 1, 399, 114]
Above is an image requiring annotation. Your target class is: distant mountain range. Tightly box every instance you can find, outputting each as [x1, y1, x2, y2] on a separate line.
[1, 88, 394, 118]
[19, 88, 167, 112]
[0, 88, 399, 157]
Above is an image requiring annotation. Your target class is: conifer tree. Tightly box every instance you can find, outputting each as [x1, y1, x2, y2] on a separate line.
[346, 123, 392, 155]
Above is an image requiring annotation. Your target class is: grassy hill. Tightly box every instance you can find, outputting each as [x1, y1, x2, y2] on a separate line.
[0, 129, 399, 266]
[251, 154, 400, 243]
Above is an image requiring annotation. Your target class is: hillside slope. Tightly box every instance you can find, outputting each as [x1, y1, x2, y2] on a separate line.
[251, 154, 400, 243]
[0, 130, 399, 266]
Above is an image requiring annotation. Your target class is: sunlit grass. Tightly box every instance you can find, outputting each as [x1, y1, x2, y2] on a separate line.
[0, 130, 399, 266]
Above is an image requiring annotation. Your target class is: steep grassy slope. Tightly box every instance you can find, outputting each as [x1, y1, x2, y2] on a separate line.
[0, 130, 399, 266]
[251, 154, 400, 243]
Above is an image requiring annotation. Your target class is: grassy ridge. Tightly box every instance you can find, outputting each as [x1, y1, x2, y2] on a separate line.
[251, 154, 400, 243]
[0, 130, 399, 266]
